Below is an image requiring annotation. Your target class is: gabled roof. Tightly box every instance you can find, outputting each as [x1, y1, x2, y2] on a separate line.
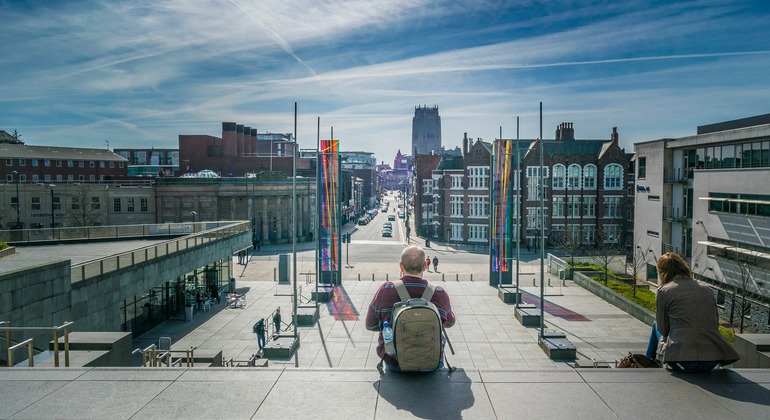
[0, 143, 128, 161]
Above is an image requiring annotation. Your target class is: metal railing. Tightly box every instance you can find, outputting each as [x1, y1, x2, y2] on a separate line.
[2, 321, 74, 367]
[1, 220, 242, 245]
[664, 168, 689, 184]
[663, 206, 687, 222]
[70, 221, 249, 282]
[132, 344, 196, 367]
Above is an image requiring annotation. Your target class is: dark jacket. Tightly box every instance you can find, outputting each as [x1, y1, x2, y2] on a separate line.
[253, 320, 265, 335]
[656, 274, 739, 364]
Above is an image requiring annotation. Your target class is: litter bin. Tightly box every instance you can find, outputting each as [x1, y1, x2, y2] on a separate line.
[425, 239, 431, 248]
[558, 270, 565, 279]
[229, 277, 236, 293]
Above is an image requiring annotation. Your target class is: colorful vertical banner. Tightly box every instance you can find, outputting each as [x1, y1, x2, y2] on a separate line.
[491, 139, 513, 279]
[318, 139, 340, 278]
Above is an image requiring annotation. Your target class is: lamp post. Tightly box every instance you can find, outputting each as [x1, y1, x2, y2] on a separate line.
[11, 170, 20, 224]
[190, 211, 198, 223]
[49, 184, 56, 229]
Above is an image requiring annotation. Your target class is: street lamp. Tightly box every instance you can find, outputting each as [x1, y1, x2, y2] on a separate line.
[190, 211, 198, 223]
[11, 170, 20, 224]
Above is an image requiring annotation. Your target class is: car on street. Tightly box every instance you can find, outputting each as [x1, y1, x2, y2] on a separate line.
[381, 229, 392, 237]
[382, 222, 392, 229]
[388, 215, 396, 221]
[398, 211, 405, 219]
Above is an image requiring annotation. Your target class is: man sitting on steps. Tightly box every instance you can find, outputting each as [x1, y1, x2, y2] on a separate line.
[365, 245, 456, 370]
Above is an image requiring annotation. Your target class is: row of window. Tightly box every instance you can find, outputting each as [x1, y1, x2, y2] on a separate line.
[424, 163, 624, 195]
[6, 158, 124, 169]
[10, 197, 148, 212]
[5, 173, 103, 183]
[445, 220, 619, 243]
[448, 195, 490, 217]
[708, 193, 770, 217]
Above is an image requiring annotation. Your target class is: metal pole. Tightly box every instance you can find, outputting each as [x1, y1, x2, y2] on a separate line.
[292, 102, 298, 338]
[50, 185, 55, 229]
[11, 171, 20, 224]
[539, 102, 545, 338]
[315, 116, 320, 310]
[515, 117, 521, 307]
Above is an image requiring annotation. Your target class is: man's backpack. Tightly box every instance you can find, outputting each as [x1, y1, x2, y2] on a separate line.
[381, 280, 452, 372]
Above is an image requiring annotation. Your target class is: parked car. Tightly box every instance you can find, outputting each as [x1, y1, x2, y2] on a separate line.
[398, 211, 405, 219]
[357, 217, 368, 225]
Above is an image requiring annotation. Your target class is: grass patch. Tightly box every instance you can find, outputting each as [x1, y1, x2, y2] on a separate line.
[588, 274, 736, 346]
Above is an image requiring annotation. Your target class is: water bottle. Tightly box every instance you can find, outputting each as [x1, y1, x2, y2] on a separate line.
[382, 321, 395, 356]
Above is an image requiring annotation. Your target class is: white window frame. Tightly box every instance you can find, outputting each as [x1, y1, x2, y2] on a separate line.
[450, 195, 463, 217]
[469, 195, 489, 218]
[422, 179, 433, 195]
[451, 175, 463, 189]
[450, 223, 463, 241]
[468, 224, 488, 242]
[603, 164, 623, 190]
[552, 164, 565, 189]
[583, 164, 597, 189]
[468, 166, 489, 190]
[603, 196, 622, 219]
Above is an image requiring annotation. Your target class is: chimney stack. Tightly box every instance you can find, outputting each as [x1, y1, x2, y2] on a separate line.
[222, 122, 237, 157]
[463, 132, 469, 156]
[611, 127, 619, 143]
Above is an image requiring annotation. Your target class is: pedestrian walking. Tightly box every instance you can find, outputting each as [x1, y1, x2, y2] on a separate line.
[425, 256, 431, 272]
[433, 256, 439, 272]
[273, 307, 281, 335]
[253, 318, 266, 351]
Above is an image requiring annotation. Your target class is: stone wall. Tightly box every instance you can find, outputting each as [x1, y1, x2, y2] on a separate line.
[0, 260, 72, 351]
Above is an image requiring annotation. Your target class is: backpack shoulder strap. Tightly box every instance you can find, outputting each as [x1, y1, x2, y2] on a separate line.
[392, 280, 411, 302]
[421, 283, 436, 301]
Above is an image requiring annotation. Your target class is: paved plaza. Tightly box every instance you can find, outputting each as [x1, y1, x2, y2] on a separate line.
[2, 229, 770, 419]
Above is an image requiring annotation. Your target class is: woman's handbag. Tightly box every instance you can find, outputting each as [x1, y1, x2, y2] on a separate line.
[617, 352, 661, 368]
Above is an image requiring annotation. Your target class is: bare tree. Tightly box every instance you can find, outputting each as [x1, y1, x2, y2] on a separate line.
[594, 231, 624, 285]
[64, 185, 104, 227]
[627, 238, 649, 297]
[0, 204, 10, 229]
[555, 230, 581, 278]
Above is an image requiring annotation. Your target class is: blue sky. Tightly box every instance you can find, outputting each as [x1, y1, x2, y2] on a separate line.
[2, 0, 769, 164]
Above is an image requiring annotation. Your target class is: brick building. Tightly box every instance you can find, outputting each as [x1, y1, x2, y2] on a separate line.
[414, 125, 632, 250]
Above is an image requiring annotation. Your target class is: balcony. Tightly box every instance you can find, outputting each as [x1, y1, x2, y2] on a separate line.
[663, 206, 687, 222]
[663, 168, 689, 184]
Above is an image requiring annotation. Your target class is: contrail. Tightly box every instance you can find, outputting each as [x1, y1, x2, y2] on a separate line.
[229, 0, 318, 78]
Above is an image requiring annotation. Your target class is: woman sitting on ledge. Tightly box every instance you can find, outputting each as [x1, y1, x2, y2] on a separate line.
[646, 252, 739, 372]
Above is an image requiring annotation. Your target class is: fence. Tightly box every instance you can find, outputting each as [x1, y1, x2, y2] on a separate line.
[2, 321, 74, 367]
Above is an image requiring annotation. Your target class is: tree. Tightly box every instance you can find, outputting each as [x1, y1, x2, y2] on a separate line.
[594, 230, 624, 285]
[627, 238, 649, 297]
[0, 204, 10, 229]
[64, 185, 104, 227]
[555, 229, 581, 278]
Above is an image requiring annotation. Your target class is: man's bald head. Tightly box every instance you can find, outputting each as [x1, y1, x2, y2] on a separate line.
[400, 245, 426, 276]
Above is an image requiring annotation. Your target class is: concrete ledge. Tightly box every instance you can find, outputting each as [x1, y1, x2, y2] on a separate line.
[539, 331, 577, 361]
[262, 334, 300, 359]
[497, 287, 521, 304]
[0, 246, 15, 259]
[311, 285, 334, 303]
[296, 305, 319, 326]
[572, 271, 655, 326]
[514, 306, 541, 327]
[733, 334, 770, 368]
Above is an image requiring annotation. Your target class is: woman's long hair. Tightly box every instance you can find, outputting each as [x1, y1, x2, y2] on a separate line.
[656, 252, 692, 285]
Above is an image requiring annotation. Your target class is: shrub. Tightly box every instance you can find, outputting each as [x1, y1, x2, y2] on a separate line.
[0, 242, 8, 251]
[719, 325, 735, 347]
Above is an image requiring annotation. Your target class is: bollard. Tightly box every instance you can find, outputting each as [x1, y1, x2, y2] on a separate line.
[533, 278, 536, 287]
[386, 274, 388, 281]
[274, 267, 277, 281]
[456, 274, 459, 282]
[470, 274, 473, 282]
[548, 277, 552, 287]
[358, 274, 361, 281]
[442, 273, 445, 282]
[372, 274, 375, 281]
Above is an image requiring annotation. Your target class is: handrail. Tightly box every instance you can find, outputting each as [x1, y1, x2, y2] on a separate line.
[7, 338, 35, 367]
[2, 321, 73, 367]
[132, 345, 196, 367]
[69, 221, 250, 282]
